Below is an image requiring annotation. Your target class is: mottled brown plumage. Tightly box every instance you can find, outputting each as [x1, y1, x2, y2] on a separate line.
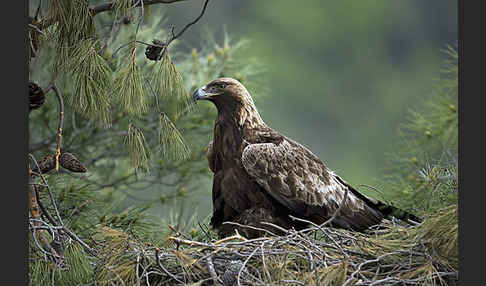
[193, 78, 420, 238]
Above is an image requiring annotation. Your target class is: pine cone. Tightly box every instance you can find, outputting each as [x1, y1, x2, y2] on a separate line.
[35, 153, 56, 173]
[145, 39, 166, 61]
[32, 153, 87, 174]
[60, 153, 87, 173]
[29, 81, 45, 111]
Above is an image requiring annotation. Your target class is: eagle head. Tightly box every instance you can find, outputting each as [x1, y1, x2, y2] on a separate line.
[193, 78, 264, 126]
[193, 78, 253, 110]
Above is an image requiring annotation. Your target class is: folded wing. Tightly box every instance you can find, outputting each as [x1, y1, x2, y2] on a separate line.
[241, 138, 385, 231]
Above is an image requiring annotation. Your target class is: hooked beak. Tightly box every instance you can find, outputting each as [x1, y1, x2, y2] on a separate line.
[192, 86, 210, 103]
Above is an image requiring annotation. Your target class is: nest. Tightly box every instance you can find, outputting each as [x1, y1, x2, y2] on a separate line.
[95, 207, 458, 286]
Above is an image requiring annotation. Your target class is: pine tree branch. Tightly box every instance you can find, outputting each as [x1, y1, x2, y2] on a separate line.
[43, 83, 64, 172]
[155, 248, 185, 284]
[32, 165, 96, 257]
[113, 0, 210, 57]
[35, 187, 58, 228]
[33, 0, 190, 31]
[168, 0, 210, 45]
[28, 154, 64, 227]
[29, 173, 64, 263]
[89, 0, 189, 16]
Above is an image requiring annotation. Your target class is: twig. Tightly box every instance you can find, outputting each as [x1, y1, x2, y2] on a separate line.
[112, 0, 210, 57]
[206, 254, 221, 285]
[343, 252, 398, 286]
[31, 157, 95, 256]
[223, 221, 278, 237]
[90, 0, 189, 16]
[260, 241, 272, 283]
[281, 280, 307, 285]
[29, 154, 64, 226]
[365, 276, 398, 286]
[35, 188, 58, 227]
[259, 221, 291, 234]
[155, 248, 184, 284]
[237, 246, 259, 286]
[167, 0, 210, 46]
[135, 253, 142, 285]
[213, 232, 247, 245]
[112, 40, 158, 56]
[28, 23, 46, 36]
[43, 83, 64, 172]
[29, 185, 62, 261]
[62, 227, 97, 256]
[28, 219, 63, 260]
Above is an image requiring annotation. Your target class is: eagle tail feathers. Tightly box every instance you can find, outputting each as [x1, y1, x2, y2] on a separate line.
[371, 201, 422, 224]
[334, 176, 422, 228]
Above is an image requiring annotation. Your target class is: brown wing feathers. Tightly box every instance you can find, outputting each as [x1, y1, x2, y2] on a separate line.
[242, 138, 386, 232]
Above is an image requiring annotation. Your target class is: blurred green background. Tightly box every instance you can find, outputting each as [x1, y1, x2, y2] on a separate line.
[130, 0, 457, 222]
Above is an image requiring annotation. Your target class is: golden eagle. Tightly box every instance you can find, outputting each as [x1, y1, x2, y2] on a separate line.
[193, 78, 420, 238]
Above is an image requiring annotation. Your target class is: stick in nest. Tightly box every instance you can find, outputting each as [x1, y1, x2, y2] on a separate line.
[222, 221, 278, 237]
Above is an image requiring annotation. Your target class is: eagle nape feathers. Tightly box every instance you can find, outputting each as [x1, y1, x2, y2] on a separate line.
[193, 77, 421, 239]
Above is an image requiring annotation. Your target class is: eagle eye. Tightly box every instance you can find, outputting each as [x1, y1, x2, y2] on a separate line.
[217, 83, 227, 89]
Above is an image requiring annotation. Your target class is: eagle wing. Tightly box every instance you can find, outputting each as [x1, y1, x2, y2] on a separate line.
[241, 138, 384, 230]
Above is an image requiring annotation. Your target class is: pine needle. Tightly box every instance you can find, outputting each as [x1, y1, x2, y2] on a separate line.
[113, 0, 133, 19]
[114, 44, 148, 116]
[51, 0, 96, 72]
[154, 51, 195, 120]
[158, 112, 190, 161]
[67, 39, 113, 127]
[62, 243, 93, 284]
[124, 123, 150, 173]
[414, 205, 458, 269]
[318, 261, 348, 286]
[95, 227, 137, 285]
